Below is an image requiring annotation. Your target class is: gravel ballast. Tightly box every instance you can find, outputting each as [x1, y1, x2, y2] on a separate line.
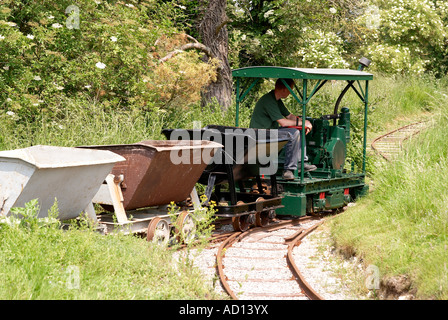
[181, 219, 369, 300]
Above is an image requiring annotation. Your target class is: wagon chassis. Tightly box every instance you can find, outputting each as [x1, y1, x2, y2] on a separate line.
[80, 140, 222, 244]
[203, 160, 283, 217]
[89, 173, 203, 245]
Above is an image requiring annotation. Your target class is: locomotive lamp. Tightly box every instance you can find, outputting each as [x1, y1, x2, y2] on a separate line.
[358, 57, 371, 71]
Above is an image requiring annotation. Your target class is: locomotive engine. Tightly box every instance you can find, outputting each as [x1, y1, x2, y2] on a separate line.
[275, 106, 367, 216]
[163, 62, 373, 221]
[306, 107, 351, 171]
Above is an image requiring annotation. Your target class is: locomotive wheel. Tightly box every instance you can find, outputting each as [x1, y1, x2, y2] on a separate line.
[176, 211, 196, 244]
[306, 197, 320, 217]
[232, 214, 254, 232]
[146, 217, 170, 245]
[254, 197, 269, 227]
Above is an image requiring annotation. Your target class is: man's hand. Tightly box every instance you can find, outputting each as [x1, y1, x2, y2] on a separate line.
[303, 119, 312, 134]
[293, 116, 312, 134]
[277, 116, 312, 134]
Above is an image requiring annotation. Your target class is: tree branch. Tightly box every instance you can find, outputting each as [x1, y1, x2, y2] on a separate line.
[158, 42, 217, 64]
[215, 19, 232, 36]
[154, 33, 199, 47]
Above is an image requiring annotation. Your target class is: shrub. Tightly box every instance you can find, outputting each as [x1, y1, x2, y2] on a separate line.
[0, 0, 218, 129]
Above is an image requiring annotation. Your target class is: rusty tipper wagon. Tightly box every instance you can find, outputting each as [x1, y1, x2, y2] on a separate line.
[81, 140, 222, 243]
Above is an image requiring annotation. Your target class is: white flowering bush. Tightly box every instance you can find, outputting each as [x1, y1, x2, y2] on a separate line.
[227, 0, 366, 69]
[227, 0, 448, 75]
[358, 0, 448, 74]
[365, 43, 427, 74]
[380, 0, 446, 46]
[297, 29, 349, 68]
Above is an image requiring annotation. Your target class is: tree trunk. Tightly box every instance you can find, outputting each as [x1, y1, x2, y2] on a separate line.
[198, 0, 232, 111]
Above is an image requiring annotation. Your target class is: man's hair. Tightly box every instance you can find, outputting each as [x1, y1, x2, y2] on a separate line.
[275, 78, 295, 91]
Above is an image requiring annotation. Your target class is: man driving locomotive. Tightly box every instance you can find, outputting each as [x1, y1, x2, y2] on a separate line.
[249, 78, 316, 180]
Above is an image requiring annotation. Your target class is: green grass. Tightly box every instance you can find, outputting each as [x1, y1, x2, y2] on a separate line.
[329, 110, 448, 299]
[0, 96, 252, 150]
[0, 201, 222, 300]
[0, 94, 244, 300]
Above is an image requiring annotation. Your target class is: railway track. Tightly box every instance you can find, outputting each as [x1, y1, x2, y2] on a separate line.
[186, 120, 433, 300]
[181, 120, 433, 300]
[371, 120, 429, 161]
[215, 216, 325, 300]
[186, 120, 432, 300]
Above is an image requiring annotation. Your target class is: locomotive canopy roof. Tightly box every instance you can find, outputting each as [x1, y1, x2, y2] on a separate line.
[232, 66, 373, 81]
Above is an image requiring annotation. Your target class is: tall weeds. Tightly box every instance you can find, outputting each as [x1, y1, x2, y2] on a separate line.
[330, 104, 448, 299]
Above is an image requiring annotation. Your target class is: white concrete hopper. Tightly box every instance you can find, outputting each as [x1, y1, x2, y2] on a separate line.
[0, 145, 125, 220]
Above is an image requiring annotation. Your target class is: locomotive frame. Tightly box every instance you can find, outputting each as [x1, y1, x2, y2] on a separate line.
[232, 60, 374, 216]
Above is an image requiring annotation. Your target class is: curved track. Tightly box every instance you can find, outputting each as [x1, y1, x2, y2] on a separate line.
[204, 121, 431, 300]
[216, 217, 324, 300]
[371, 121, 429, 161]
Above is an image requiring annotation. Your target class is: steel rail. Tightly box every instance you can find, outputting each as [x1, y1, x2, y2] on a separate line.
[216, 216, 323, 300]
[216, 231, 241, 300]
[286, 221, 325, 300]
[371, 121, 429, 161]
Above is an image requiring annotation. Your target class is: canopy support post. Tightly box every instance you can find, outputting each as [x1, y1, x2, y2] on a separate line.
[362, 80, 369, 173]
[300, 79, 307, 183]
[235, 78, 240, 126]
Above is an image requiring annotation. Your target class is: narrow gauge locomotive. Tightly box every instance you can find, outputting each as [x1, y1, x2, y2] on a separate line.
[164, 58, 373, 230]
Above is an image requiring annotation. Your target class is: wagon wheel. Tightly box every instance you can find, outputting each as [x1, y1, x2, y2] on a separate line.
[254, 197, 270, 227]
[251, 182, 269, 194]
[146, 217, 170, 245]
[176, 211, 196, 244]
[232, 214, 254, 232]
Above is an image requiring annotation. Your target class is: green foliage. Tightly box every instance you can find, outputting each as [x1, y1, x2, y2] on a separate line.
[0, 0, 218, 130]
[0, 199, 222, 299]
[228, 0, 363, 68]
[1, 199, 60, 233]
[357, 0, 448, 75]
[1, 0, 448, 300]
[226, 0, 448, 76]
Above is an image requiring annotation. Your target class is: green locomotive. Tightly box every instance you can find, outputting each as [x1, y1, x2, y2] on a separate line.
[232, 58, 373, 217]
[164, 58, 373, 228]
